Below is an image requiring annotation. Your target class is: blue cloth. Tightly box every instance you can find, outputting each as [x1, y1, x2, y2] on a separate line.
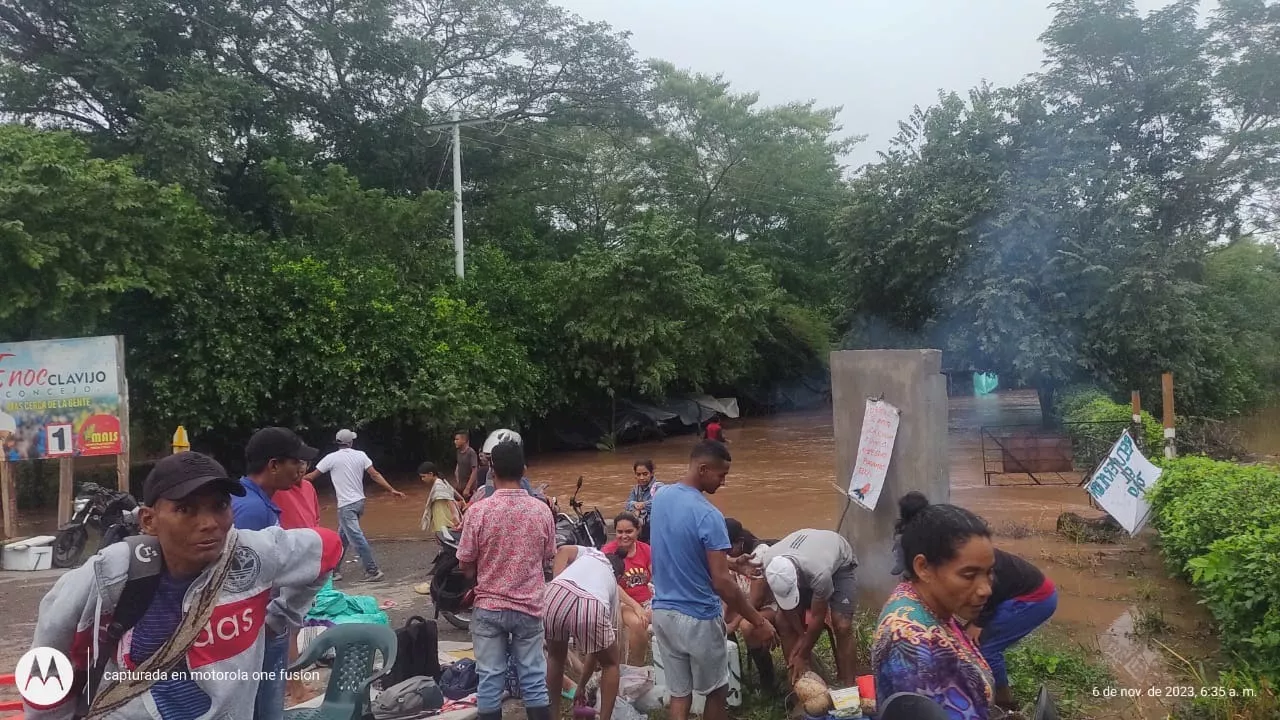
[254, 631, 289, 720]
[474, 474, 544, 504]
[129, 572, 209, 719]
[978, 589, 1059, 687]
[337, 499, 379, 574]
[231, 477, 282, 531]
[625, 480, 664, 524]
[482, 470, 538, 496]
[470, 608, 549, 713]
[650, 482, 731, 620]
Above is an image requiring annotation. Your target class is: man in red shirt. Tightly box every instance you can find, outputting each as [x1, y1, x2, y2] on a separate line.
[272, 476, 322, 704]
[275, 478, 320, 532]
[457, 440, 557, 720]
[704, 416, 725, 443]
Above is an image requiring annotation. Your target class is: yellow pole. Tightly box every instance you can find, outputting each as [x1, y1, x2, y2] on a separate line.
[172, 425, 191, 454]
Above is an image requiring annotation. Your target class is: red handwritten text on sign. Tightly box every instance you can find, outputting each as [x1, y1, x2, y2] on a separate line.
[848, 399, 900, 511]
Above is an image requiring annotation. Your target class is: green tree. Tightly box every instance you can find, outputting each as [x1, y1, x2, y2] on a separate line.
[0, 126, 209, 341]
[835, 0, 1280, 419]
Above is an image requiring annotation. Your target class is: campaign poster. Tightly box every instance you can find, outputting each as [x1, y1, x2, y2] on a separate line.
[0, 336, 127, 460]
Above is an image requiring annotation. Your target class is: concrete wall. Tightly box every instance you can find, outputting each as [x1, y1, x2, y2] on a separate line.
[831, 349, 948, 604]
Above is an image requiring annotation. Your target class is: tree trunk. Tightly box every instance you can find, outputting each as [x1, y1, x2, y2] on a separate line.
[1036, 380, 1057, 427]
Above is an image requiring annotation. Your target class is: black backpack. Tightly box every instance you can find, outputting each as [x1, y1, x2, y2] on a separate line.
[87, 536, 164, 700]
[384, 616, 441, 687]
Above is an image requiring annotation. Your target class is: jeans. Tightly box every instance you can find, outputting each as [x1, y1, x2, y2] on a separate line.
[254, 631, 289, 720]
[471, 608, 549, 713]
[336, 500, 378, 574]
[979, 589, 1059, 687]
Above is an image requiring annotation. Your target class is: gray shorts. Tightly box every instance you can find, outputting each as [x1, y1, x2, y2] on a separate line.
[828, 564, 857, 616]
[652, 609, 729, 697]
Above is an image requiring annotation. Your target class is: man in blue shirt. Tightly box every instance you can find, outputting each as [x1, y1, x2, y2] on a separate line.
[232, 427, 318, 720]
[650, 441, 776, 720]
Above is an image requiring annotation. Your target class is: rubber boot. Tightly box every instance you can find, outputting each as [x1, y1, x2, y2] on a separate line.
[526, 704, 554, 720]
[748, 645, 776, 690]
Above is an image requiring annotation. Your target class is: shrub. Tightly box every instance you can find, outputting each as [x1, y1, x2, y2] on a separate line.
[1188, 525, 1280, 678]
[1150, 457, 1280, 574]
[1060, 391, 1164, 469]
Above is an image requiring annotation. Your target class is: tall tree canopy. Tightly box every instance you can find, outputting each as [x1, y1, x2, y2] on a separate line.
[834, 0, 1280, 418]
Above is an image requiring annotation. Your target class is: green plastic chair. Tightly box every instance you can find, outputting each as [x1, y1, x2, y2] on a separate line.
[284, 623, 398, 720]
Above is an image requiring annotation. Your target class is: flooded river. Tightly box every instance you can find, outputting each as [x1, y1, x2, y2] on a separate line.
[329, 390, 1212, 716]
[349, 391, 1061, 541]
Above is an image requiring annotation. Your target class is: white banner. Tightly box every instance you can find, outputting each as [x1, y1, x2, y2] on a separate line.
[1085, 430, 1162, 535]
[848, 398, 900, 511]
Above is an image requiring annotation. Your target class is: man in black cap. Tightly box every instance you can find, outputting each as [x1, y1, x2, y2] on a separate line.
[27, 452, 342, 720]
[233, 428, 319, 720]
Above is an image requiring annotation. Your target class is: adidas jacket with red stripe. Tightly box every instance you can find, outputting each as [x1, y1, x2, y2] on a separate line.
[26, 526, 342, 719]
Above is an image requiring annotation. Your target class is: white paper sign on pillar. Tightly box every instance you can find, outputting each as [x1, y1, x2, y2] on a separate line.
[1085, 430, 1163, 535]
[847, 398, 901, 511]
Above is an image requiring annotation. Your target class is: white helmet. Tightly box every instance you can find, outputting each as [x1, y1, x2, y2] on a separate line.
[482, 429, 522, 454]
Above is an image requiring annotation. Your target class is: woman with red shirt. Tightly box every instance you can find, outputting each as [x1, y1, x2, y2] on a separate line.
[602, 512, 652, 664]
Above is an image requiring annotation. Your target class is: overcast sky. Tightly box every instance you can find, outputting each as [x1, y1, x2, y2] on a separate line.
[553, 0, 1196, 170]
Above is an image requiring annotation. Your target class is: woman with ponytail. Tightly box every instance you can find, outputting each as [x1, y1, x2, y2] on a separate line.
[872, 492, 997, 720]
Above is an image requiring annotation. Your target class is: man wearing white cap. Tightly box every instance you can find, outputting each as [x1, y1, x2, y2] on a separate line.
[304, 429, 405, 582]
[761, 528, 860, 686]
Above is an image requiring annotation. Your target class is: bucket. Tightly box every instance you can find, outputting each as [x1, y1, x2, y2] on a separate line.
[856, 675, 875, 700]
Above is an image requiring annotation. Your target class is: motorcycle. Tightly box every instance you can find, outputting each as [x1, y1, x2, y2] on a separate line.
[52, 482, 139, 568]
[554, 476, 608, 549]
[429, 527, 474, 631]
[101, 506, 141, 548]
[429, 478, 609, 631]
[429, 481, 556, 631]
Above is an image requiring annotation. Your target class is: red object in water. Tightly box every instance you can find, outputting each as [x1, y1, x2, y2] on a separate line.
[856, 674, 876, 701]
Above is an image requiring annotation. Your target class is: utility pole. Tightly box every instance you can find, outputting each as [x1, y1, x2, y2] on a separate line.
[451, 111, 463, 278]
[422, 112, 498, 278]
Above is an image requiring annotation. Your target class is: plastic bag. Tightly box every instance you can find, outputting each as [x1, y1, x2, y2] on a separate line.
[609, 700, 647, 720]
[618, 665, 655, 703]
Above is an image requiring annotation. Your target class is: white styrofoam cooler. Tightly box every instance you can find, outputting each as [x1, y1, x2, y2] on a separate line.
[2, 535, 56, 571]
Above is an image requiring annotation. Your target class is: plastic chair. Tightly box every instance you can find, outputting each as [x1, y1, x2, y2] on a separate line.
[284, 623, 398, 720]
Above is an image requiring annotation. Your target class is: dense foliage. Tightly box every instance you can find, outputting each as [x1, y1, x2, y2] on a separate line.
[0, 0, 845, 446]
[1055, 388, 1163, 476]
[834, 0, 1280, 420]
[2, 0, 1280, 450]
[1147, 456, 1280, 679]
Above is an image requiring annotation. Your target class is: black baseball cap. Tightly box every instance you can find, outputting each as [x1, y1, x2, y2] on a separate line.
[143, 452, 246, 506]
[245, 427, 318, 468]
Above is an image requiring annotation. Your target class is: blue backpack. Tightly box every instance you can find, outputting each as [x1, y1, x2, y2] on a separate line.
[440, 659, 480, 700]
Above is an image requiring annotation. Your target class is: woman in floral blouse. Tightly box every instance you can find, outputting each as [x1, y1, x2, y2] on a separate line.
[872, 492, 997, 720]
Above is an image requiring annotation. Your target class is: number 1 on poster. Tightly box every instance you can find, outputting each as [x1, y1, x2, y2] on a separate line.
[45, 423, 73, 456]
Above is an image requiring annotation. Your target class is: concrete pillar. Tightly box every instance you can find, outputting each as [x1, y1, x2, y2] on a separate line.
[832, 349, 948, 603]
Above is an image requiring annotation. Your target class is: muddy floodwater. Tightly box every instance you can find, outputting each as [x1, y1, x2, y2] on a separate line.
[0, 390, 1214, 717]
[323, 390, 1212, 718]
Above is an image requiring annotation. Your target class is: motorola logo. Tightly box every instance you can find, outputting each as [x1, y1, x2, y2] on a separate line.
[15, 646, 74, 709]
